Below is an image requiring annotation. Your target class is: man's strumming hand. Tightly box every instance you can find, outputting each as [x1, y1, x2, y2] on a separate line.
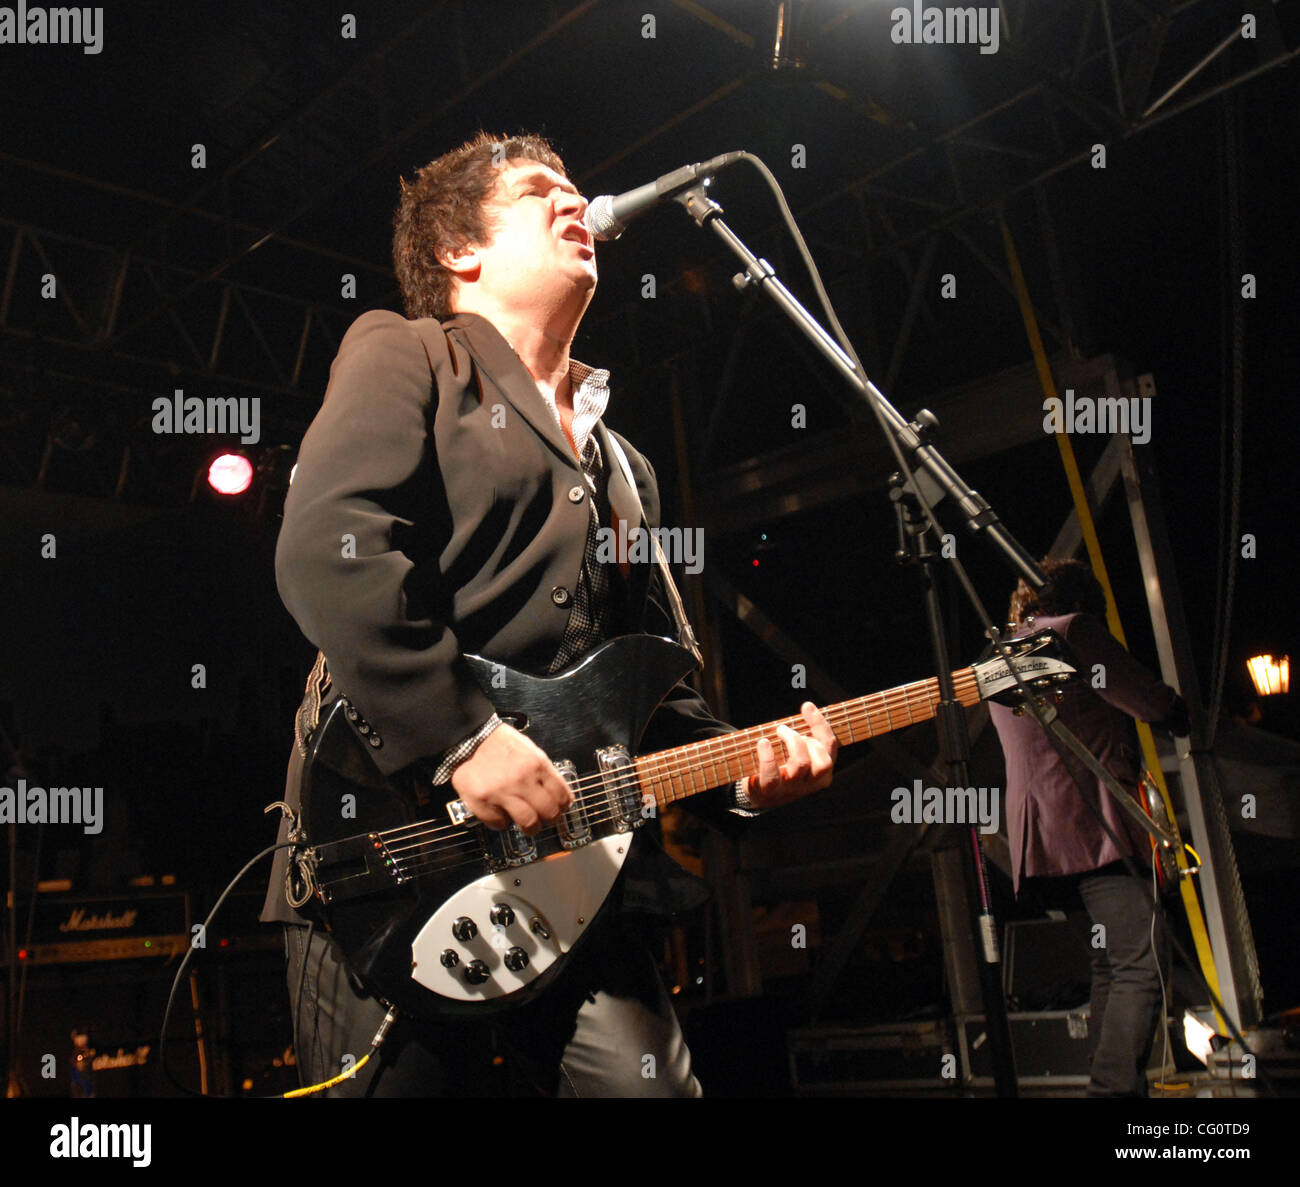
[449, 723, 573, 834]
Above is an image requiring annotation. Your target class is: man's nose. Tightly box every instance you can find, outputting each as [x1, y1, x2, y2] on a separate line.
[556, 188, 586, 217]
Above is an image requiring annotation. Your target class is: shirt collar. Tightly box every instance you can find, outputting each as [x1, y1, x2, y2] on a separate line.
[538, 358, 610, 459]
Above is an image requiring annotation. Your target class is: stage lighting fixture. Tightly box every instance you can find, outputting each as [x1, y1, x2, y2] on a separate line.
[1247, 654, 1289, 696]
[207, 452, 254, 496]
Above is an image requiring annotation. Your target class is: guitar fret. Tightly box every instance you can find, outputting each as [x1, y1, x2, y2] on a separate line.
[669, 748, 690, 800]
[703, 736, 724, 789]
[646, 753, 660, 807]
[637, 757, 660, 811]
[625, 663, 991, 812]
[656, 748, 671, 804]
[691, 746, 709, 793]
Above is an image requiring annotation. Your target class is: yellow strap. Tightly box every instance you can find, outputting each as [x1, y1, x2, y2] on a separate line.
[999, 218, 1223, 1023]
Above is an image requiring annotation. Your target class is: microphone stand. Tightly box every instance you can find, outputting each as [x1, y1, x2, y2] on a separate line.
[671, 182, 1044, 1096]
[668, 187, 1190, 852]
[890, 477, 1019, 1096]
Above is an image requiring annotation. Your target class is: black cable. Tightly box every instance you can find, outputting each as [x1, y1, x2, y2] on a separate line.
[734, 152, 1003, 634]
[159, 840, 297, 1099]
[1207, 90, 1245, 748]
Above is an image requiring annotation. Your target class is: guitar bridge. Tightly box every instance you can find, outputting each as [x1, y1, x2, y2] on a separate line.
[308, 833, 402, 904]
[597, 745, 643, 832]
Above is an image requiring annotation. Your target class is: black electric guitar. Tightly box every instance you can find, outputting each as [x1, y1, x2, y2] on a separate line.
[293, 630, 1073, 1018]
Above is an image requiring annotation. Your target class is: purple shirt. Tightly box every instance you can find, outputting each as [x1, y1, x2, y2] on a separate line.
[989, 612, 1181, 893]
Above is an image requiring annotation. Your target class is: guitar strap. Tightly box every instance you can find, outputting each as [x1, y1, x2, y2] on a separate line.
[604, 432, 704, 670]
[294, 649, 332, 757]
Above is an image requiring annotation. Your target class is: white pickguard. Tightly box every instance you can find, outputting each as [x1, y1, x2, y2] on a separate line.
[410, 834, 632, 1003]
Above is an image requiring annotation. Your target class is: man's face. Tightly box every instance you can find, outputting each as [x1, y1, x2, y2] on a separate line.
[460, 158, 597, 317]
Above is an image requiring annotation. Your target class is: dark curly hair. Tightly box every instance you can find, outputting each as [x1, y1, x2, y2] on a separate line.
[392, 131, 568, 320]
[1008, 558, 1107, 627]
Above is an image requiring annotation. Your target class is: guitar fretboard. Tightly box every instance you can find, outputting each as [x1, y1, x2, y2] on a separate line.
[636, 667, 981, 807]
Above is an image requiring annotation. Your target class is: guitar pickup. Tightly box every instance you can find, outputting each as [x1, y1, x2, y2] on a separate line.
[597, 745, 642, 832]
[496, 824, 536, 867]
[554, 760, 591, 849]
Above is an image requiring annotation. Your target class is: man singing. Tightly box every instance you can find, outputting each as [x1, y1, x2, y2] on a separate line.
[263, 132, 837, 1096]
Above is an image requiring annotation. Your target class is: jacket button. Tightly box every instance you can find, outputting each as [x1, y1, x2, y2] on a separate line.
[568, 485, 585, 504]
[551, 586, 571, 607]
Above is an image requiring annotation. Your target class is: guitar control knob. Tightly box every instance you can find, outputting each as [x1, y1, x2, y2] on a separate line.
[464, 960, 491, 986]
[530, 916, 551, 941]
[439, 949, 460, 968]
[451, 917, 478, 942]
[489, 904, 515, 928]
[504, 947, 529, 972]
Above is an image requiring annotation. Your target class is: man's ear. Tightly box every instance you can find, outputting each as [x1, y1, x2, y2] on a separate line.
[437, 240, 480, 281]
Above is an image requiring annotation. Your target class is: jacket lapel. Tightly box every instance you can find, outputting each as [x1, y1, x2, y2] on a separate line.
[442, 312, 580, 470]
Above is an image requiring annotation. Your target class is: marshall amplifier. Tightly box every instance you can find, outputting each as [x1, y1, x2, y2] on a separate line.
[15, 888, 191, 965]
[4, 889, 195, 1097]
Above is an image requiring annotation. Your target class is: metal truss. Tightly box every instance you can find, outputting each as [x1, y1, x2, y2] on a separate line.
[0, 217, 364, 492]
[695, 356, 1262, 1033]
[0, 1, 614, 495]
[661, 0, 1296, 260]
[0, 218, 356, 398]
[2, 0, 1290, 504]
[592, 0, 1295, 430]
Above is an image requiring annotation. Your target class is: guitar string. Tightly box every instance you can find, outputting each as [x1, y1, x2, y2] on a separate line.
[372, 697, 902, 858]
[313, 654, 1056, 895]
[384, 795, 709, 884]
[381, 792, 662, 867]
[399, 678, 963, 844]
[373, 680, 969, 852]
[361, 686, 972, 889]
[367, 684, 976, 881]
[311, 676, 989, 896]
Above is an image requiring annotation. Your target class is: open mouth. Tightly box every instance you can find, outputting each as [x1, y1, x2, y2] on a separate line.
[561, 224, 592, 249]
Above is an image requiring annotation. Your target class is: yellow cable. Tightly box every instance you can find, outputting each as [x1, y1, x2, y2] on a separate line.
[283, 1051, 372, 1098]
[999, 217, 1225, 1026]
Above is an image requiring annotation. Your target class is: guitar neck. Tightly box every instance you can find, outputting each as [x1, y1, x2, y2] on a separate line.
[637, 666, 981, 809]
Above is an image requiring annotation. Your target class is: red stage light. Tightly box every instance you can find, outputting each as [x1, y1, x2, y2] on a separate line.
[208, 453, 254, 495]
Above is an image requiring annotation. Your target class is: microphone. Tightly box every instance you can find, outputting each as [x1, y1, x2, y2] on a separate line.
[584, 151, 743, 241]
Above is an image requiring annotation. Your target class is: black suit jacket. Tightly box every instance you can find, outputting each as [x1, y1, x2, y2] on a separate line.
[263, 309, 734, 923]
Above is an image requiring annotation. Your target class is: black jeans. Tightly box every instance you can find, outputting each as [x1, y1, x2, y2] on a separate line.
[282, 914, 701, 1098]
[1030, 860, 1169, 1096]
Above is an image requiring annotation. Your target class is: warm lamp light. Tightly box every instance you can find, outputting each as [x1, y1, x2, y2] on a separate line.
[1247, 654, 1289, 697]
